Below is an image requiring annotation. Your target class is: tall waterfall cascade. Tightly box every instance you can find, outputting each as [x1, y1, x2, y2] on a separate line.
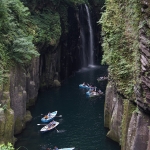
[85, 4, 94, 66]
[79, 4, 94, 68]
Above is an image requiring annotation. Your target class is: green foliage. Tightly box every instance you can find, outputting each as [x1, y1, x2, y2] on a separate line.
[0, 143, 14, 150]
[0, 143, 28, 150]
[31, 10, 61, 45]
[0, 0, 39, 85]
[98, 0, 141, 98]
[22, 0, 89, 45]
[2, 104, 6, 110]
[12, 36, 39, 64]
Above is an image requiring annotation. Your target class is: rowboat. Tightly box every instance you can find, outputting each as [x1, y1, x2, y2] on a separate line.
[59, 148, 75, 150]
[86, 88, 95, 95]
[40, 120, 59, 133]
[86, 91, 91, 95]
[79, 84, 90, 89]
[88, 91, 103, 97]
[41, 111, 57, 123]
[79, 84, 95, 90]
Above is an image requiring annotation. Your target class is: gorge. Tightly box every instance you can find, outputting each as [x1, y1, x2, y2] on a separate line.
[1, 0, 150, 150]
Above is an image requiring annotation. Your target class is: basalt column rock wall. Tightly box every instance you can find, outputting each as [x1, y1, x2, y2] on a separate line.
[105, 81, 150, 150]
[0, 57, 39, 144]
[103, 1, 150, 150]
[10, 58, 39, 135]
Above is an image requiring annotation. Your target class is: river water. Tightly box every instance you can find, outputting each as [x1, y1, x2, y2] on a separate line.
[15, 66, 120, 150]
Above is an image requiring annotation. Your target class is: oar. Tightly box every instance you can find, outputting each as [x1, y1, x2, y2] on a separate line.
[55, 128, 59, 132]
[55, 115, 62, 117]
[37, 124, 47, 126]
[33, 114, 44, 119]
[17, 146, 28, 150]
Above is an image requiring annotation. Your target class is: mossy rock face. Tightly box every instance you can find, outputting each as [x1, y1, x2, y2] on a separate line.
[53, 80, 61, 87]
[14, 117, 24, 135]
[25, 110, 32, 122]
[3, 75, 10, 92]
[26, 97, 37, 108]
[0, 108, 5, 143]
[104, 81, 118, 128]
[4, 109, 14, 143]
[106, 130, 119, 143]
[120, 101, 136, 148]
[2, 109, 14, 144]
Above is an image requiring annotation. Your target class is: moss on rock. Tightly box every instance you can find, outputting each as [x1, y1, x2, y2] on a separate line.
[25, 110, 32, 122]
[120, 101, 136, 149]
[53, 80, 61, 87]
[14, 117, 24, 135]
[0, 108, 5, 144]
[4, 109, 14, 144]
[26, 97, 37, 108]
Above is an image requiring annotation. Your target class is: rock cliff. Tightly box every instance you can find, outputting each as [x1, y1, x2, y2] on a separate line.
[101, 0, 150, 149]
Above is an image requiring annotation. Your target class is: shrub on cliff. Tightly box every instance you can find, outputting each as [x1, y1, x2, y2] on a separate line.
[0, 0, 39, 85]
[0, 143, 14, 150]
[98, 0, 141, 98]
[0, 143, 28, 150]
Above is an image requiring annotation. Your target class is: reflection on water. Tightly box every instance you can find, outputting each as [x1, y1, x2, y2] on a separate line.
[15, 66, 120, 150]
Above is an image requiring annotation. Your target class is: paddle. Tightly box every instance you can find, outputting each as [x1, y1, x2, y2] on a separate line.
[33, 114, 44, 119]
[37, 124, 47, 126]
[55, 128, 59, 132]
[55, 115, 62, 117]
[17, 146, 28, 150]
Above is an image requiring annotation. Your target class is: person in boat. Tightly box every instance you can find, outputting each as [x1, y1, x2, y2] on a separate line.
[98, 89, 103, 94]
[48, 122, 51, 128]
[87, 83, 90, 87]
[44, 115, 48, 119]
[98, 89, 102, 93]
[51, 120, 55, 126]
[94, 86, 97, 92]
[48, 112, 51, 117]
[54, 146, 59, 150]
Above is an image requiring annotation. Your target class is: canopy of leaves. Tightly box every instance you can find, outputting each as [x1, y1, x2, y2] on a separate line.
[31, 10, 61, 46]
[0, 0, 39, 84]
[20, 0, 89, 47]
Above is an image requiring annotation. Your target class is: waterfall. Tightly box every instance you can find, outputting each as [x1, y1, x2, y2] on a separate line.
[79, 5, 87, 67]
[85, 4, 94, 66]
[79, 4, 94, 68]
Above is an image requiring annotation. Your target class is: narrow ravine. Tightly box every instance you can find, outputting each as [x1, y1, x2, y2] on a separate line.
[15, 66, 120, 150]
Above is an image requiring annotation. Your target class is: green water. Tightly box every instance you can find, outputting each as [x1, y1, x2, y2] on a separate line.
[15, 66, 120, 150]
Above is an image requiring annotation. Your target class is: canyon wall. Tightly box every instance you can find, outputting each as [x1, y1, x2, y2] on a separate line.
[102, 0, 150, 149]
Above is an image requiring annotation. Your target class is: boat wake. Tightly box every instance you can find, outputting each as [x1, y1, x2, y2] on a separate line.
[33, 115, 42, 120]
[57, 130, 66, 133]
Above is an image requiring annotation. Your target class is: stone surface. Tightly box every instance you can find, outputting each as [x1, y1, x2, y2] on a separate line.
[126, 112, 137, 150]
[131, 112, 150, 150]
[105, 82, 123, 143]
[25, 110, 32, 122]
[53, 80, 61, 87]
